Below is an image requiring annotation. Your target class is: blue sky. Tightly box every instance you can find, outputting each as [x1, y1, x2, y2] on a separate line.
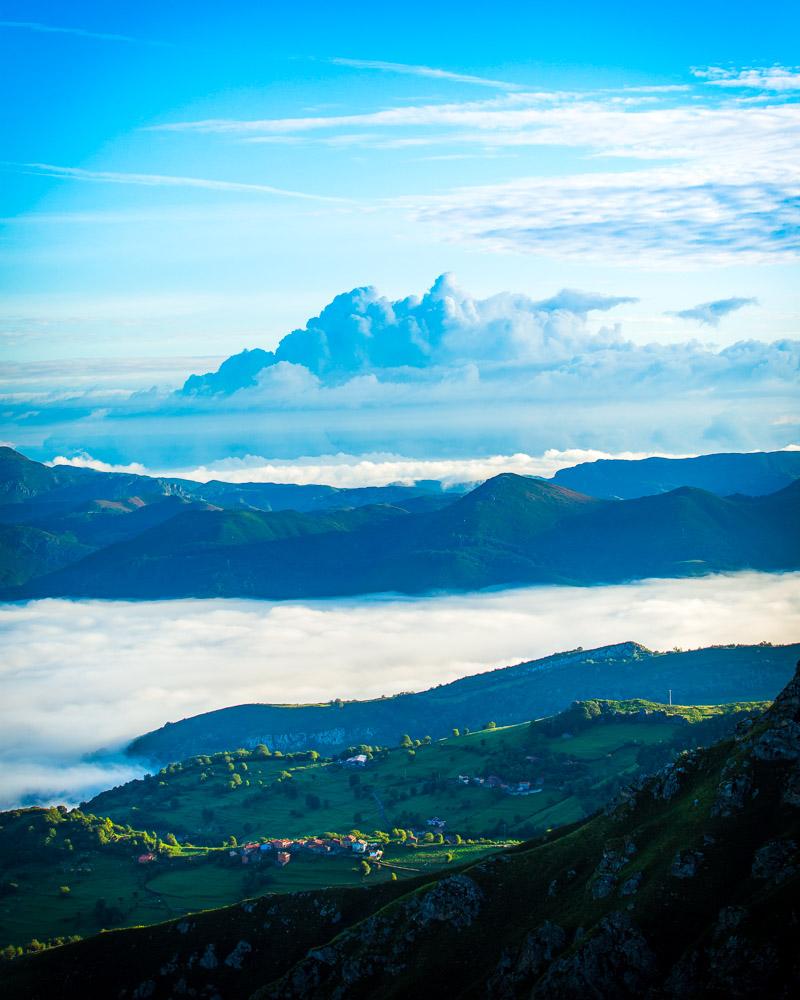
[0, 1, 798, 470]
[2, 0, 799, 361]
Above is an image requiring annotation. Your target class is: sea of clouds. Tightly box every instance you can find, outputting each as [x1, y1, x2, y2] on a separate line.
[1, 571, 798, 809]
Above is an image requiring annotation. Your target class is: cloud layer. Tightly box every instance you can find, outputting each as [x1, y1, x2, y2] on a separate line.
[1, 572, 798, 808]
[49, 448, 688, 488]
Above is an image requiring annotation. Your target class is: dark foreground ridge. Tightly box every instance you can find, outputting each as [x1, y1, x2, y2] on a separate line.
[128, 641, 800, 763]
[4, 661, 799, 998]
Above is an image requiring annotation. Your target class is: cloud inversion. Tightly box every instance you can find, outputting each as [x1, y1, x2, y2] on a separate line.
[1, 572, 798, 808]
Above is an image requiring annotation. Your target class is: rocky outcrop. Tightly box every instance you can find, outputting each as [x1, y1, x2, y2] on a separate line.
[751, 839, 798, 885]
[671, 849, 704, 879]
[712, 758, 755, 817]
[486, 922, 567, 998]
[535, 912, 656, 999]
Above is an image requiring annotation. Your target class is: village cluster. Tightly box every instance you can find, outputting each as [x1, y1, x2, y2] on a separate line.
[228, 815, 468, 869]
[455, 774, 544, 796]
[231, 834, 385, 868]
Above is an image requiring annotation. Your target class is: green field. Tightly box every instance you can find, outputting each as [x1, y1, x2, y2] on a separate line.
[87, 700, 762, 845]
[0, 839, 497, 951]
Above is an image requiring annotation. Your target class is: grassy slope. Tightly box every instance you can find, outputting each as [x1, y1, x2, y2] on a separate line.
[91, 700, 763, 846]
[0, 832, 494, 953]
[4, 672, 798, 999]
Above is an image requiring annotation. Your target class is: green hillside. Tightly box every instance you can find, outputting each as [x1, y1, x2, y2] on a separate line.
[0, 697, 761, 956]
[3, 664, 798, 998]
[128, 641, 799, 762]
[93, 698, 764, 847]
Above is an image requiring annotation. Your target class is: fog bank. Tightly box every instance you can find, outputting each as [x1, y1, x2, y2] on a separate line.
[1, 571, 798, 808]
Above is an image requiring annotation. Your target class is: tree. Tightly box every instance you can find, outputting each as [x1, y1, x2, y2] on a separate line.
[359, 860, 371, 877]
[445, 852, 454, 863]
[391, 872, 398, 881]
[484, 721, 497, 730]
[406, 749, 416, 762]
[452, 728, 460, 738]
[58, 886, 71, 897]
[400, 734, 413, 749]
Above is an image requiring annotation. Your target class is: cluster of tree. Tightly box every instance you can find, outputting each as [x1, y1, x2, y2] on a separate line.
[1, 935, 82, 962]
[0, 806, 179, 867]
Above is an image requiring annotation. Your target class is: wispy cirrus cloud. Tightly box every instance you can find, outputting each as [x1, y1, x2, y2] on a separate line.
[331, 57, 522, 90]
[0, 19, 165, 45]
[147, 70, 800, 264]
[404, 168, 800, 265]
[9, 163, 347, 202]
[692, 65, 800, 91]
[669, 297, 759, 327]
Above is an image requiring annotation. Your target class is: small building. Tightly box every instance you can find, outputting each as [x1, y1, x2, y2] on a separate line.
[351, 840, 368, 854]
[276, 851, 291, 867]
[367, 848, 383, 860]
[137, 853, 157, 865]
[344, 754, 368, 767]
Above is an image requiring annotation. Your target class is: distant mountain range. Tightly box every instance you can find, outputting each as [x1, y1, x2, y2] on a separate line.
[552, 449, 800, 498]
[6, 656, 800, 999]
[0, 446, 798, 599]
[129, 641, 800, 763]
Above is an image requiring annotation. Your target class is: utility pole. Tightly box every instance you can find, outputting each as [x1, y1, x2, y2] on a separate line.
[669, 689, 673, 706]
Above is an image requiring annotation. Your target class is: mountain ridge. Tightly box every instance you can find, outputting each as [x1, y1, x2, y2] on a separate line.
[127, 641, 800, 763]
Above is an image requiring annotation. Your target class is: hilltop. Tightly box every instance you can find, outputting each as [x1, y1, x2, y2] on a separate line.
[3, 661, 798, 998]
[128, 641, 800, 762]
